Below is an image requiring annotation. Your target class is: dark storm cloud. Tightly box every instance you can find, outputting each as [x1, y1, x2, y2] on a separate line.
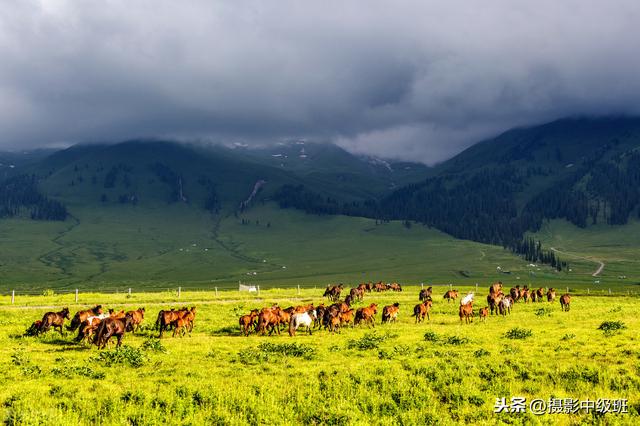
[1, 1, 640, 163]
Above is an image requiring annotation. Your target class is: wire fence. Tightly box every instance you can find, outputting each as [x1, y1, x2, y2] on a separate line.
[1, 281, 639, 305]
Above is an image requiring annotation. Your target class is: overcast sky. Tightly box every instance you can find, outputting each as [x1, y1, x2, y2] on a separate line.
[1, 1, 640, 164]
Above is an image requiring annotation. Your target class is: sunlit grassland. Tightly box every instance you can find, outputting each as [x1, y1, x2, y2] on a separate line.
[0, 287, 638, 425]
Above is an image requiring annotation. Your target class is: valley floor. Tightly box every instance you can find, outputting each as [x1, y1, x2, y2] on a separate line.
[2, 204, 634, 293]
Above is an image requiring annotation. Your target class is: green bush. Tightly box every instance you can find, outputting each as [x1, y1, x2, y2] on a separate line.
[534, 307, 553, 317]
[96, 345, 147, 368]
[504, 327, 533, 340]
[347, 332, 396, 350]
[598, 320, 626, 336]
[140, 338, 167, 353]
[424, 331, 439, 342]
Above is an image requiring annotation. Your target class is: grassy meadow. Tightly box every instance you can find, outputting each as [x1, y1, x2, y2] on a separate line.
[0, 286, 638, 425]
[1, 203, 628, 294]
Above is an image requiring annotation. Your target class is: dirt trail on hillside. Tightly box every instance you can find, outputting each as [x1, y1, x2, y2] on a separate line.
[550, 247, 605, 277]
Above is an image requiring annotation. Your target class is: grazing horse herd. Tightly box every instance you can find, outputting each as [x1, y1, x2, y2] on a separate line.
[239, 282, 574, 337]
[25, 304, 197, 348]
[455, 282, 571, 324]
[24, 282, 574, 344]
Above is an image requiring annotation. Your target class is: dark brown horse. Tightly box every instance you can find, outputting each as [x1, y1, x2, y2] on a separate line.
[419, 287, 433, 302]
[93, 314, 133, 348]
[547, 288, 556, 302]
[37, 308, 70, 335]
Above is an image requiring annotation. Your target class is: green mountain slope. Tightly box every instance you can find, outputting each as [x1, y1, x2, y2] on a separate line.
[275, 117, 640, 246]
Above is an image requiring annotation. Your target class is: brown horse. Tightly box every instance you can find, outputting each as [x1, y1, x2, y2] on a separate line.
[354, 304, 378, 327]
[374, 282, 388, 292]
[388, 282, 402, 292]
[156, 308, 187, 337]
[535, 288, 545, 302]
[323, 284, 343, 301]
[489, 282, 503, 295]
[412, 300, 432, 323]
[560, 294, 571, 311]
[381, 303, 400, 324]
[68, 305, 103, 331]
[239, 309, 259, 336]
[547, 288, 556, 302]
[172, 308, 196, 338]
[443, 290, 459, 303]
[340, 309, 355, 327]
[478, 307, 489, 322]
[350, 287, 364, 301]
[37, 308, 70, 335]
[93, 314, 133, 349]
[487, 293, 503, 315]
[459, 302, 474, 324]
[257, 306, 283, 335]
[125, 308, 145, 332]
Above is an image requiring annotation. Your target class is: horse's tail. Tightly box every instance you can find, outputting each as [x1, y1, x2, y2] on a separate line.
[288, 316, 296, 337]
[93, 320, 107, 347]
[154, 311, 164, 330]
[67, 314, 80, 331]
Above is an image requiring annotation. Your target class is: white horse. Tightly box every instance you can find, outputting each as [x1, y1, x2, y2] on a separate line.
[288, 311, 316, 336]
[499, 297, 512, 316]
[460, 292, 474, 306]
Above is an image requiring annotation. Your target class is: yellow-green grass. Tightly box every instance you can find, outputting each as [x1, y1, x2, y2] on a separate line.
[0, 287, 638, 425]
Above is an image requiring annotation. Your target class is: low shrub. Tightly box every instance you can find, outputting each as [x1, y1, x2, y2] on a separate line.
[598, 321, 626, 336]
[347, 332, 396, 350]
[504, 327, 533, 340]
[96, 345, 147, 368]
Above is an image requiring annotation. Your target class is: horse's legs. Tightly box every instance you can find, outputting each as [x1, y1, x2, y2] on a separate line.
[116, 334, 123, 347]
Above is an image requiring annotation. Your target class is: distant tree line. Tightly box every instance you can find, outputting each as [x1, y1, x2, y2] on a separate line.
[273, 148, 640, 269]
[0, 174, 67, 221]
[507, 236, 568, 272]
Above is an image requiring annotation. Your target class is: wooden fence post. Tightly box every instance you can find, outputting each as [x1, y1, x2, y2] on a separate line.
[297, 285, 300, 295]
[421, 283, 424, 289]
[178, 286, 181, 299]
[215, 287, 218, 297]
[608, 288, 611, 295]
[75, 289, 78, 303]
[475, 283, 478, 293]
[257, 285, 260, 296]
[128, 288, 131, 297]
[11, 290, 14, 304]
